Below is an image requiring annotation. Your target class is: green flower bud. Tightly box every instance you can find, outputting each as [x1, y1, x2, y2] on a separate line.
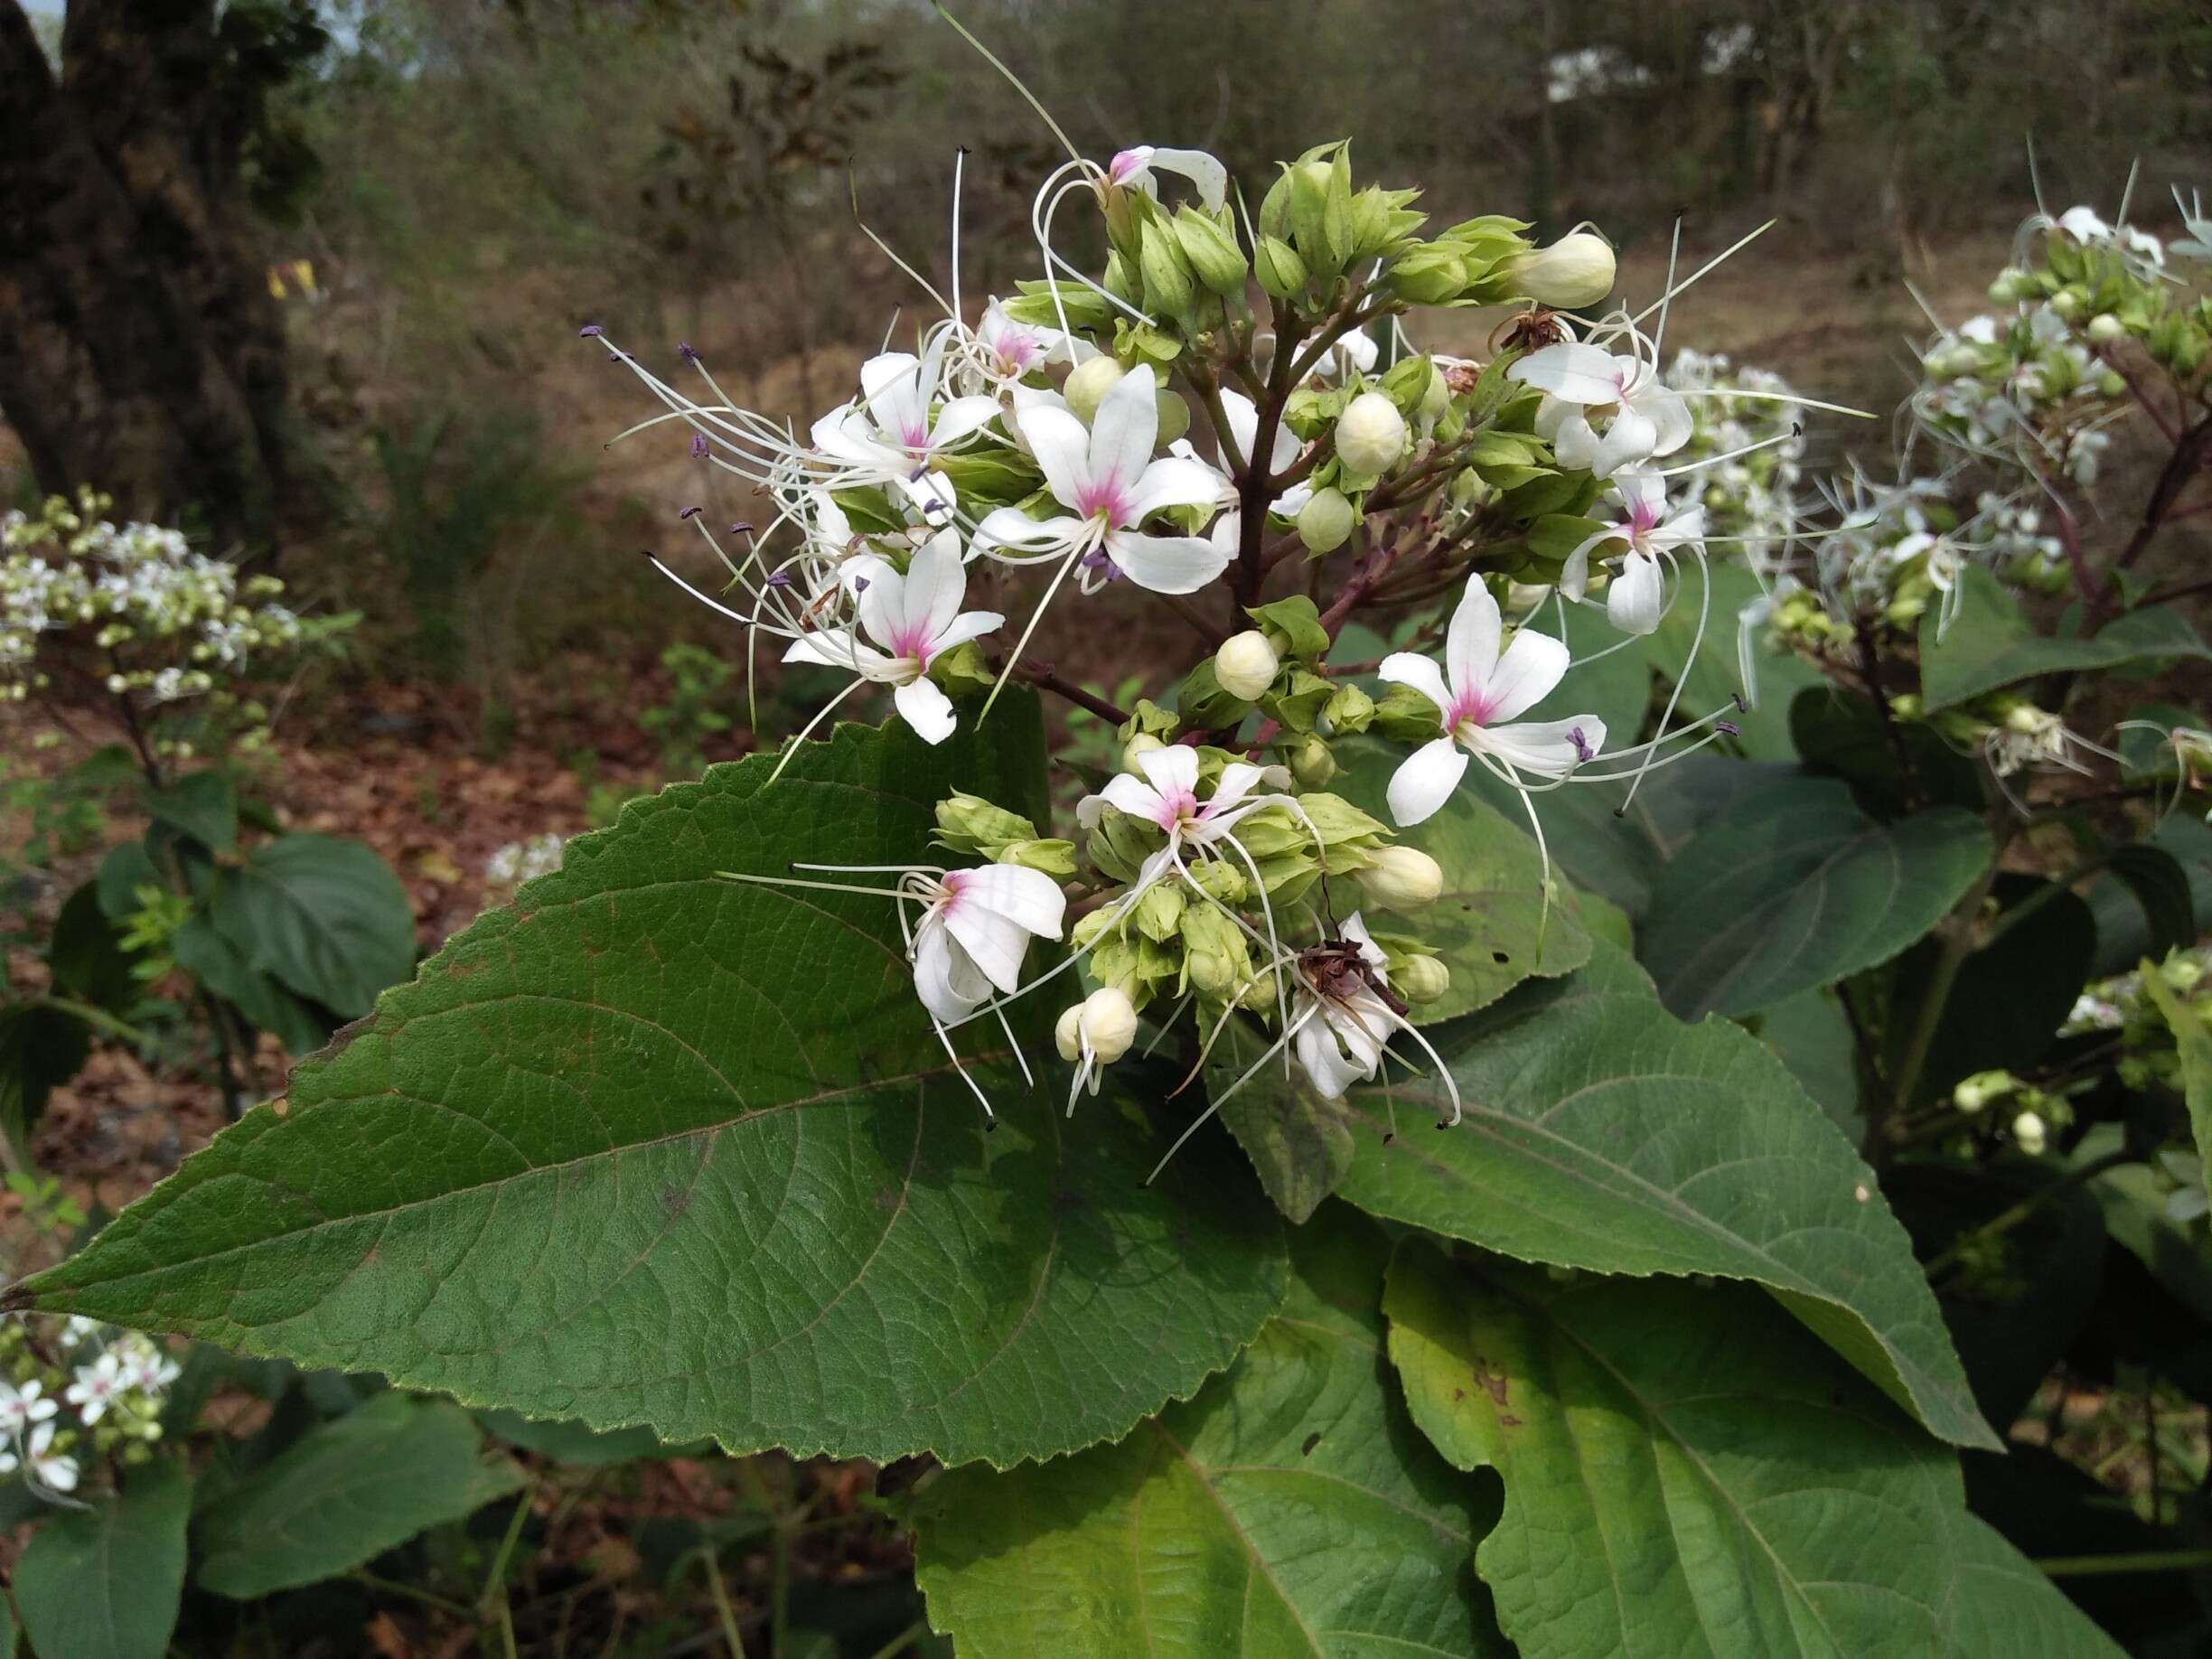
[1509, 231, 1616, 309]
[1393, 954, 1450, 1004]
[1156, 387, 1192, 445]
[935, 792, 1040, 858]
[1189, 858, 1248, 904]
[1952, 1069, 2015, 1114]
[1214, 630, 1281, 700]
[2086, 312, 2126, 345]
[2049, 289, 2084, 321]
[1289, 734, 1336, 788]
[1179, 904, 1251, 999]
[1987, 267, 2031, 304]
[1134, 880, 1187, 942]
[1322, 682, 1374, 735]
[2011, 1110, 2048, 1155]
[1354, 844, 1443, 910]
[1066, 356, 1130, 423]
[1254, 235, 1308, 300]
[2098, 370, 2127, 398]
[1174, 205, 1249, 295]
[1336, 390, 1408, 475]
[1125, 732, 1167, 772]
[1001, 839, 1077, 878]
[1139, 219, 1197, 318]
[1297, 486, 1356, 553]
[1384, 245, 1468, 305]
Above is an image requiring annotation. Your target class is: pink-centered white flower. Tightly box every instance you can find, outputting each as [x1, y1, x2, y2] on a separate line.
[1076, 743, 1283, 853]
[65, 1352, 123, 1425]
[810, 336, 1001, 512]
[0, 1379, 55, 1435]
[976, 366, 1230, 595]
[1562, 469, 1706, 635]
[1104, 145, 1229, 211]
[20, 1421, 76, 1494]
[781, 530, 1001, 745]
[1380, 577, 1608, 825]
[1515, 342, 1692, 479]
[905, 864, 1069, 1026]
[1290, 914, 1399, 1101]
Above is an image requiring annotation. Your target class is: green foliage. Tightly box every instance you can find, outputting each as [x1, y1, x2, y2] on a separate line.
[194, 1393, 524, 1598]
[19, 702, 1289, 1468]
[13, 1463, 192, 1659]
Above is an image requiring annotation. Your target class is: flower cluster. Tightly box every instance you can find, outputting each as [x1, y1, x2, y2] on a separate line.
[0, 1315, 178, 1501]
[591, 118, 1876, 1164]
[2, 491, 346, 757]
[1662, 348, 1803, 569]
[485, 831, 567, 893]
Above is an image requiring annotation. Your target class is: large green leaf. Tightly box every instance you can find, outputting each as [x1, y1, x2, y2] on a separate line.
[145, 771, 239, 856]
[2086, 817, 2212, 977]
[1919, 566, 2212, 712]
[13, 1461, 192, 1659]
[172, 914, 333, 1056]
[0, 1004, 89, 1148]
[195, 1392, 525, 1598]
[207, 832, 416, 1017]
[1384, 1244, 2121, 1659]
[1641, 776, 1993, 1018]
[1654, 558, 1825, 759]
[1329, 946, 1996, 1448]
[2142, 966, 2212, 1214]
[914, 1210, 1508, 1657]
[14, 704, 1289, 1468]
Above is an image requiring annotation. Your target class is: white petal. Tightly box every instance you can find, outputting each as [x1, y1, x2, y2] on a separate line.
[930, 395, 1001, 450]
[1124, 455, 1229, 521]
[1639, 388, 1693, 457]
[1508, 343, 1623, 405]
[1591, 408, 1658, 476]
[943, 899, 1034, 995]
[1098, 773, 1167, 823]
[1613, 469, 1665, 520]
[1136, 742, 1201, 798]
[1294, 1014, 1368, 1100]
[959, 862, 1068, 941]
[914, 914, 989, 1022]
[1477, 717, 1607, 778]
[1207, 761, 1270, 814]
[1551, 413, 1601, 472]
[1445, 576, 1503, 696]
[1015, 403, 1094, 509]
[1607, 553, 1665, 635]
[1216, 389, 1260, 468]
[930, 610, 1004, 653]
[1378, 652, 1452, 722]
[1386, 738, 1469, 827]
[973, 506, 1080, 556]
[1483, 628, 1570, 722]
[1105, 530, 1229, 595]
[893, 676, 958, 744]
[1090, 368, 1160, 502]
[1142, 146, 1229, 211]
[905, 530, 968, 640]
[783, 630, 865, 670]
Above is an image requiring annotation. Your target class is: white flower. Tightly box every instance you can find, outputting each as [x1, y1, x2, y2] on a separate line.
[809, 338, 1001, 513]
[1515, 343, 1692, 479]
[1195, 389, 1311, 554]
[1077, 743, 1283, 854]
[908, 864, 1068, 1026]
[1562, 470, 1706, 635]
[1353, 845, 1443, 911]
[781, 530, 1002, 745]
[23, 1421, 77, 1494]
[1379, 577, 1608, 825]
[1291, 914, 1398, 1100]
[1055, 985, 1139, 1114]
[66, 1352, 124, 1424]
[976, 367, 1230, 595]
[0, 1378, 56, 1434]
[1104, 145, 1229, 211]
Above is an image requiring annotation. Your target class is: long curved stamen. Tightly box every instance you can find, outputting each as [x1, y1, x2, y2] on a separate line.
[1146, 1003, 1322, 1186]
[1618, 551, 1713, 812]
[767, 675, 869, 784]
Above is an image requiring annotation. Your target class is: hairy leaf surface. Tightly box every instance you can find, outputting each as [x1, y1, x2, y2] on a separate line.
[17, 703, 1289, 1467]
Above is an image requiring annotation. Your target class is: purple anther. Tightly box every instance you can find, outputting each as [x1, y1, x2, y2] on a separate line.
[578, 323, 605, 338]
[689, 433, 709, 458]
[765, 570, 794, 589]
[1569, 726, 1595, 764]
[677, 341, 701, 363]
[729, 520, 755, 537]
[854, 576, 870, 592]
[679, 505, 703, 520]
[1717, 719, 1741, 737]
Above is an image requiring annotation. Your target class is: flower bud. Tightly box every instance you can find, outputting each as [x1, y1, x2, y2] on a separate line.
[1214, 631, 1280, 700]
[1510, 231, 1616, 310]
[1156, 388, 1191, 446]
[1354, 844, 1444, 911]
[2098, 370, 2127, 398]
[1394, 954, 1450, 1004]
[1066, 356, 1131, 423]
[1298, 487, 1355, 553]
[1124, 732, 1167, 771]
[1078, 986, 1139, 1063]
[1254, 235, 1308, 300]
[2011, 1110, 2048, 1156]
[1174, 205, 1249, 295]
[1323, 683, 1374, 735]
[1139, 219, 1197, 317]
[1952, 1069, 2015, 1115]
[1289, 734, 1336, 788]
[2085, 313, 2126, 345]
[1988, 267, 2031, 304]
[1179, 904, 1250, 998]
[1384, 245, 1468, 305]
[1336, 391, 1408, 475]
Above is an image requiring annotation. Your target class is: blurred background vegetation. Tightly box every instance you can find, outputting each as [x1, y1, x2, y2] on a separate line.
[4, 0, 2207, 726]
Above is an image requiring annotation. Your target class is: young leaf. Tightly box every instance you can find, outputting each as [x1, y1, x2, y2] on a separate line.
[13, 1461, 192, 1659]
[13, 705, 1289, 1468]
[1641, 776, 1993, 1019]
[1384, 1244, 2121, 1659]
[194, 1392, 525, 1598]
[206, 833, 416, 1017]
[1330, 946, 1998, 1449]
[914, 1209, 1509, 1657]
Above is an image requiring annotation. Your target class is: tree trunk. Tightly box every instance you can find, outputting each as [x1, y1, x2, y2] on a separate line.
[0, 0, 292, 557]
